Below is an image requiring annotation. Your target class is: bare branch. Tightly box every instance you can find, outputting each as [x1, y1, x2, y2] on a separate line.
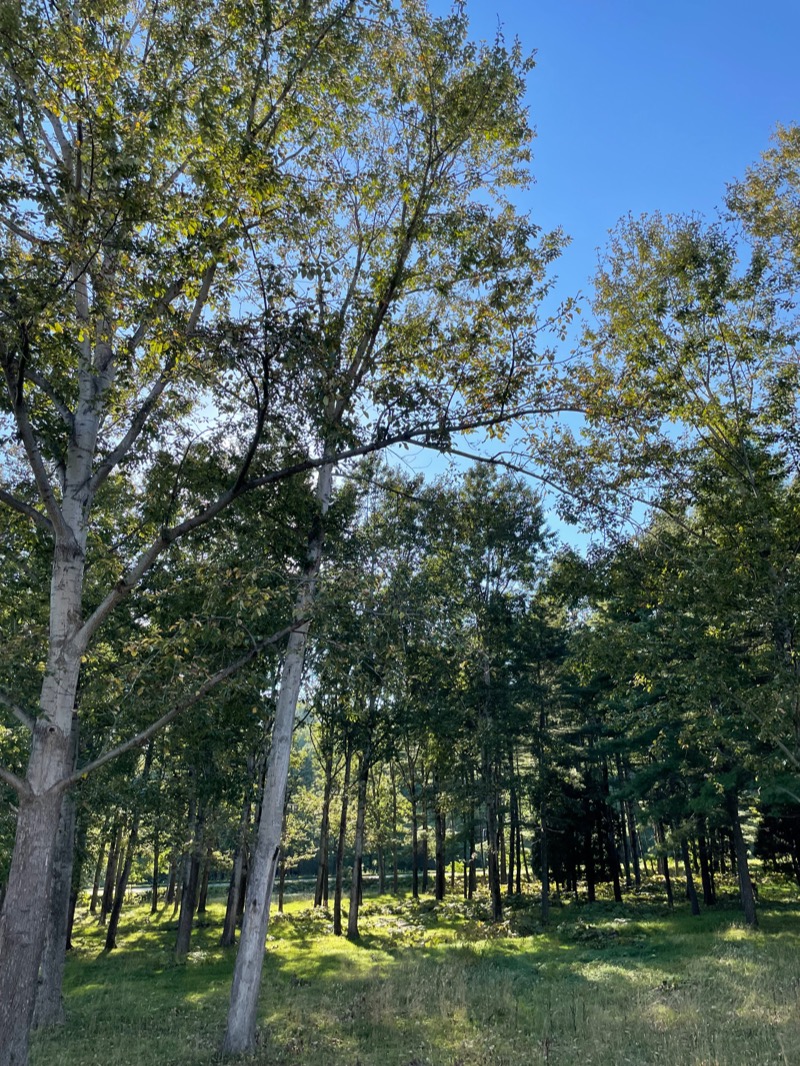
[0, 487, 53, 533]
[0, 690, 35, 731]
[80, 403, 569, 647]
[59, 621, 300, 790]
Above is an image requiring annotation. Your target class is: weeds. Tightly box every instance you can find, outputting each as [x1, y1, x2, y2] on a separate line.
[31, 876, 800, 1066]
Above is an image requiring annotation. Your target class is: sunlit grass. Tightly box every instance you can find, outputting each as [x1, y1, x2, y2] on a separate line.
[31, 876, 800, 1066]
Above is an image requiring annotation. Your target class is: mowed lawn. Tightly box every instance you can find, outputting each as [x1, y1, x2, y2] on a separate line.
[31, 880, 800, 1066]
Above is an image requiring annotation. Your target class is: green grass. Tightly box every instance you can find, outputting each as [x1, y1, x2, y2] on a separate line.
[31, 878, 800, 1066]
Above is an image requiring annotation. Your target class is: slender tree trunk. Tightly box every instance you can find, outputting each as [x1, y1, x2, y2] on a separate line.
[725, 790, 758, 927]
[601, 762, 623, 903]
[681, 837, 701, 916]
[520, 832, 531, 884]
[468, 815, 476, 899]
[165, 857, 177, 906]
[89, 832, 107, 916]
[99, 823, 122, 925]
[175, 804, 205, 961]
[314, 748, 334, 908]
[484, 750, 503, 921]
[333, 743, 352, 936]
[151, 830, 160, 914]
[223, 452, 333, 1054]
[655, 822, 674, 908]
[584, 796, 596, 903]
[390, 761, 399, 894]
[347, 746, 371, 939]
[434, 799, 446, 902]
[421, 799, 429, 894]
[507, 782, 517, 897]
[410, 786, 419, 900]
[222, 791, 252, 948]
[197, 846, 212, 915]
[698, 826, 716, 906]
[105, 743, 154, 952]
[65, 805, 87, 953]
[104, 832, 135, 952]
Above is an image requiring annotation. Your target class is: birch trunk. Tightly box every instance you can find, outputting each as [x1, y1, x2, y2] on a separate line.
[223, 461, 333, 1055]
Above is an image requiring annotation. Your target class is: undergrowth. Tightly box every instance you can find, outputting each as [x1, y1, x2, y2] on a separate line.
[31, 875, 800, 1066]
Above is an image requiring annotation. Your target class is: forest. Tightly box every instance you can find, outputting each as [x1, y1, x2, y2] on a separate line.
[1, 1, 800, 1064]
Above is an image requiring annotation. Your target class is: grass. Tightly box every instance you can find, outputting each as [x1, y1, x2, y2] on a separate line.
[31, 876, 800, 1066]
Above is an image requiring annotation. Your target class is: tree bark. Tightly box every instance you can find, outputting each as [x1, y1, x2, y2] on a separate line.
[333, 743, 352, 936]
[681, 837, 701, 916]
[32, 717, 79, 1030]
[222, 791, 252, 947]
[698, 826, 716, 906]
[434, 798, 446, 902]
[223, 461, 333, 1056]
[347, 746, 371, 938]
[314, 747, 334, 908]
[89, 832, 107, 915]
[151, 829, 160, 914]
[725, 790, 758, 927]
[98, 822, 123, 926]
[175, 804, 205, 961]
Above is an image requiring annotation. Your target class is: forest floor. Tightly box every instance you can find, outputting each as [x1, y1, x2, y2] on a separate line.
[31, 876, 800, 1066]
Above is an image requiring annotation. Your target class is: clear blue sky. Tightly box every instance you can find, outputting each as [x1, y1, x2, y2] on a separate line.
[432, 0, 800, 310]
[401, 2, 800, 542]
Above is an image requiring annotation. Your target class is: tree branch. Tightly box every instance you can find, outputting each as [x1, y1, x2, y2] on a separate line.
[58, 620, 301, 791]
[1, 337, 67, 538]
[0, 487, 53, 533]
[89, 267, 216, 496]
[79, 403, 566, 648]
[0, 690, 35, 731]
[0, 764, 31, 798]
[25, 367, 75, 431]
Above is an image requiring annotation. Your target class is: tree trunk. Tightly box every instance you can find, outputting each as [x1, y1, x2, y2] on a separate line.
[89, 832, 107, 916]
[165, 857, 177, 906]
[655, 822, 673, 908]
[197, 846, 212, 914]
[600, 760, 622, 902]
[222, 791, 252, 948]
[485, 760, 503, 922]
[99, 823, 122, 926]
[175, 805, 205, 961]
[314, 748, 334, 908]
[223, 457, 334, 1057]
[410, 787, 419, 900]
[390, 761, 399, 894]
[151, 829, 160, 914]
[468, 812, 476, 899]
[105, 743, 154, 952]
[347, 747, 371, 939]
[333, 744, 352, 937]
[725, 790, 758, 927]
[434, 800, 446, 902]
[32, 717, 79, 1030]
[681, 837, 701, 916]
[421, 800, 429, 894]
[698, 826, 716, 906]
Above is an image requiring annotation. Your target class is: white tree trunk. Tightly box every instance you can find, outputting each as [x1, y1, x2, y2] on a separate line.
[223, 461, 333, 1055]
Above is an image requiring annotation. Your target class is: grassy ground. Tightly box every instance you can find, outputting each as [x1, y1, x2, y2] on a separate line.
[31, 877, 800, 1066]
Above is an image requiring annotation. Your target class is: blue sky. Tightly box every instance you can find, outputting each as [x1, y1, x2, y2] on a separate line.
[407, 2, 800, 541]
[432, 0, 800, 311]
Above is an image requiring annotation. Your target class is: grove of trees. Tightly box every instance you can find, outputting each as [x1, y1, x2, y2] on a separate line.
[1, 1, 800, 1063]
